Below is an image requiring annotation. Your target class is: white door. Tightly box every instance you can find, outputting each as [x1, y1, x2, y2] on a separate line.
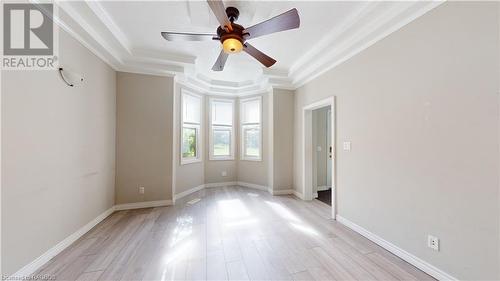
[326, 109, 332, 187]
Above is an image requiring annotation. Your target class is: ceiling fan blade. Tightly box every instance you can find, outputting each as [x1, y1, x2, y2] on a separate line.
[207, 0, 233, 31]
[161, 32, 216, 41]
[243, 43, 276, 68]
[244, 8, 300, 40]
[212, 49, 229, 71]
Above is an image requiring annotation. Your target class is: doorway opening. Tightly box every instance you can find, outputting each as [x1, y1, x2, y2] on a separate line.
[302, 97, 336, 219]
[312, 106, 332, 206]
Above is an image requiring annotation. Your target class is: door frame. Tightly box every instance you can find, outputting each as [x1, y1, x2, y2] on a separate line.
[302, 96, 336, 219]
[326, 109, 332, 187]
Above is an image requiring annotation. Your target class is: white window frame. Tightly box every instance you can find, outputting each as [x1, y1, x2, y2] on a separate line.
[209, 98, 235, 161]
[181, 90, 202, 165]
[240, 96, 262, 161]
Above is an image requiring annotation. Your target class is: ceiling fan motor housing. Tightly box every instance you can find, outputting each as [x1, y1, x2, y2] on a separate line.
[217, 23, 246, 53]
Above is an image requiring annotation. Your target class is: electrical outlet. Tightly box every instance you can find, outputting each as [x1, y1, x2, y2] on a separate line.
[343, 141, 351, 151]
[427, 235, 439, 251]
[139, 186, 145, 194]
[221, 171, 227, 177]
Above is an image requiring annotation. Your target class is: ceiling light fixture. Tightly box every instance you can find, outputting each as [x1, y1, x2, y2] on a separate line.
[161, 1, 300, 71]
[222, 38, 243, 54]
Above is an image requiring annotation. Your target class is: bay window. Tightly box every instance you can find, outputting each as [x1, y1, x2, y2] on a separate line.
[240, 96, 262, 161]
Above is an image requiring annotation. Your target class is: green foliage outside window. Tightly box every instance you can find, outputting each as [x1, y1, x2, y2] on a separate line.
[182, 127, 197, 158]
[245, 128, 260, 157]
[213, 130, 230, 156]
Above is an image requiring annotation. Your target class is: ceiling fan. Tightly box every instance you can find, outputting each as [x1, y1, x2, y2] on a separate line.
[161, 0, 300, 71]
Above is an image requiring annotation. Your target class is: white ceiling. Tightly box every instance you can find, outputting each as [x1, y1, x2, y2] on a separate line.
[99, 1, 362, 82]
[53, 1, 443, 95]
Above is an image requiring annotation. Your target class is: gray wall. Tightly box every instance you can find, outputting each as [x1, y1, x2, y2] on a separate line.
[115, 72, 173, 204]
[294, 2, 499, 279]
[1, 30, 116, 275]
[272, 89, 294, 191]
[237, 94, 270, 186]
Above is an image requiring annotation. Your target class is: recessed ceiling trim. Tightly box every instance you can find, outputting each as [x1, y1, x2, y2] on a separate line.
[51, 1, 444, 95]
[180, 75, 271, 97]
[45, 2, 121, 70]
[288, 1, 378, 77]
[195, 73, 258, 88]
[85, 1, 133, 55]
[131, 49, 196, 65]
[123, 59, 185, 73]
[57, 2, 125, 65]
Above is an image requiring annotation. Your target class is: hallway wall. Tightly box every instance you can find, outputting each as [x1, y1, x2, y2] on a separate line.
[294, 2, 499, 279]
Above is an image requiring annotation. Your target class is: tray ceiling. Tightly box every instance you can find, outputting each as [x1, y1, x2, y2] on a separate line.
[52, 1, 442, 95]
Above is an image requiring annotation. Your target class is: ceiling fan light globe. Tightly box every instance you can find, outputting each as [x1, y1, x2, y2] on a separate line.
[222, 38, 243, 54]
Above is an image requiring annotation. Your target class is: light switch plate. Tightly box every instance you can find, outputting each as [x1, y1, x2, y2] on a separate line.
[343, 141, 351, 151]
[221, 171, 227, 177]
[427, 235, 439, 251]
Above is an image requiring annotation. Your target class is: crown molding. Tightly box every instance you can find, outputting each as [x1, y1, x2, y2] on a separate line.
[177, 74, 272, 97]
[33, 1, 122, 70]
[49, 1, 443, 95]
[288, 1, 377, 77]
[56, 1, 125, 66]
[290, 1, 445, 88]
[85, 0, 132, 55]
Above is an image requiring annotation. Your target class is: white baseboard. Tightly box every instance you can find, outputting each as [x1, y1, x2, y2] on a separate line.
[9, 198, 174, 279]
[317, 185, 331, 191]
[293, 191, 305, 199]
[114, 200, 172, 211]
[9, 206, 115, 280]
[204, 181, 237, 188]
[237, 181, 267, 191]
[173, 184, 205, 202]
[271, 189, 294, 195]
[336, 215, 457, 281]
[173, 182, 292, 202]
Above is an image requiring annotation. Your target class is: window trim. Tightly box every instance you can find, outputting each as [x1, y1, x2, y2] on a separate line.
[209, 97, 235, 161]
[239, 96, 262, 161]
[180, 90, 202, 165]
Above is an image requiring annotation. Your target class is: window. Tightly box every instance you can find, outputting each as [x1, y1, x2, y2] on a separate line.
[209, 98, 234, 160]
[181, 91, 202, 164]
[240, 96, 262, 161]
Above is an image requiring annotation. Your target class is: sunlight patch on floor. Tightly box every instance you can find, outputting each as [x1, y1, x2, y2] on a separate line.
[170, 216, 193, 246]
[265, 201, 301, 222]
[224, 218, 259, 228]
[290, 222, 319, 236]
[217, 199, 251, 219]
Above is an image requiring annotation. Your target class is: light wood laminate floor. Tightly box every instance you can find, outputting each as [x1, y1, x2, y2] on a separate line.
[36, 186, 435, 281]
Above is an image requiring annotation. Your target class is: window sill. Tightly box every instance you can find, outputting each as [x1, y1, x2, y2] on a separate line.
[181, 158, 202, 165]
[240, 158, 262, 162]
[209, 157, 235, 161]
